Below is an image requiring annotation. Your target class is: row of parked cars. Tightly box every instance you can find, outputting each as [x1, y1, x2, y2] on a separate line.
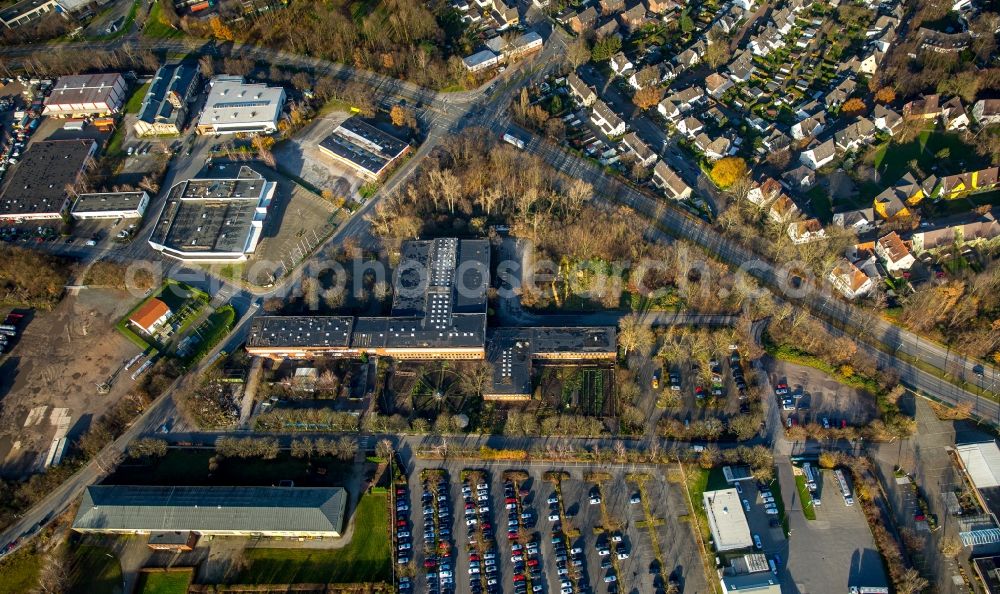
[504, 479, 543, 594]
[463, 476, 500, 594]
[547, 488, 593, 594]
[423, 475, 455, 594]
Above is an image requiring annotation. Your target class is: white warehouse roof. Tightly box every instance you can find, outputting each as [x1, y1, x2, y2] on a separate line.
[197, 76, 285, 132]
[956, 442, 1000, 489]
[703, 488, 753, 552]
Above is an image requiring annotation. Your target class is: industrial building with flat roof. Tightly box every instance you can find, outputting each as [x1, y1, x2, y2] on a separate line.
[0, 140, 97, 221]
[703, 488, 754, 552]
[0, 0, 58, 28]
[134, 62, 201, 137]
[248, 238, 489, 359]
[484, 327, 617, 400]
[318, 116, 411, 181]
[73, 485, 347, 538]
[43, 73, 128, 117]
[71, 191, 149, 219]
[246, 238, 617, 386]
[196, 76, 286, 135]
[148, 165, 274, 262]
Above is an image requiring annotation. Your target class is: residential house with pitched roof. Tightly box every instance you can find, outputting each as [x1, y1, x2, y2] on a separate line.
[791, 111, 826, 140]
[930, 167, 1000, 200]
[941, 96, 969, 131]
[833, 207, 877, 233]
[621, 132, 657, 167]
[769, 194, 801, 223]
[628, 65, 662, 89]
[972, 99, 1000, 126]
[568, 6, 598, 33]
[705, 72, 734, 98]
[747, 177, 783, 206]
[910, 209, 1000, 254]
[903, 93, 941, 120]
[799, 138, 836, 169]
[618, 2, 648, 31]
[678, 116, 704, 138]
[787, 218, 827, 244]
[610, 52, 635, 75]
[834, 117, 876, 153]
[829, 258, 875, 300]
[591, 99, 626, 136]
[872, 104, 903, 136]
[782, 165, 816, 189]
[873, 172, 922, 219]
[875, 231, 915, 272]
[568, 72, 597, 106]
[652, 161, 691, 199]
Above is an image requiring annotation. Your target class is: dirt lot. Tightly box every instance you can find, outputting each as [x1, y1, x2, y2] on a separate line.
[0, 289, 144, 478]
[272, 112, 366, 198]
[767, 359, 880, 427]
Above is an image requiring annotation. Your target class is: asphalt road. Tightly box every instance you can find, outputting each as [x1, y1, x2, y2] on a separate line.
[500, 122, 999, 422]
[0, 20, 996, 563]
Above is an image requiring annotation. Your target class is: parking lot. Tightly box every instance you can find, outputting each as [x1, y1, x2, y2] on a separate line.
[781, 470, 889, 593]
[768, 359, 879, 428]
[399, 461, 710, 594]
[659, 348, 758, 426]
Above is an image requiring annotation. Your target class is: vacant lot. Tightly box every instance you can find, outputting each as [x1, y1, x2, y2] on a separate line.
[0, 289, 143, 477]
[236, 493, 391, 584]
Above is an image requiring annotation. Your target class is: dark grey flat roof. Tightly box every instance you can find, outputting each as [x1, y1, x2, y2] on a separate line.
[149, 166, 268, 254]
[247, 316, 354, 349]
[72, 191, 145, 213]
[45, 73, 124, 109]
[74, 485, 346, 534]
[318, 116, 408, 177]
[350, 314, 486, 350]
[485, 328, 534, 396]
[0, 140, 95, 217]
[0, 0, 52, 21]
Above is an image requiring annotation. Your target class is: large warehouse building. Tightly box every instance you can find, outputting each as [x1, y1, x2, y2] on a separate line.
[196, 76, 285, 135]
[148, 165, 274, 262]
[134, 62, 201, 137]
[246, 237, 617, 386]
[0, 140, 97, 221]
[73, 485, 347, 538]
[43, 73, 128, 118]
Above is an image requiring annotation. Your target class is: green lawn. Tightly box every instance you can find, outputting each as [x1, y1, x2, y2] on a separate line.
[683, 466, 729, 544]
[238, 494, 392, 584]
[67, 545, 122, 594]
[182, 305, 235, 364]
[794, 474, 817, 521]
[142, 1, 184, 39]
[872, 130, 984, 183]
[0, 546, 42, 594]
[105, 449, 353, 487]
[768, 471, 790, 536]
[124, 82, 150, 114]
[136, 569, 192, 594]
[806, 186, 833, 223]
